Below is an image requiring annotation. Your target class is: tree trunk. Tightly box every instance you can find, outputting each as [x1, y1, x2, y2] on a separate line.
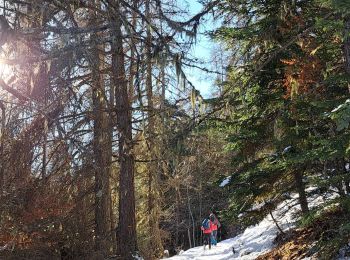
[269, 210, 285, 235]
[41, 117, 48, 179]
[145, 0, 163, 257]
[128, 0, 138, 101]
[344, 159, 350, 195]
[0, 101, 5, 190]
[199, 179, 203, 246]
[187, 185, 195, 247]
[109, 85, 116, 253]
[187, 228, 192, 248]
[175, 189, 180, 249]
[92, 31, 111, 254]
[294, 170, 309, 214]
[338, 158, 347, 196]
[344, 17, 350, 75]
[110, 3, 137, 258]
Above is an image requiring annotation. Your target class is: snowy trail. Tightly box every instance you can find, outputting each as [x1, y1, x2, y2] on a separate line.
[167, 238, 236, 260]
[169, 211, 283, 260]
[169, 190, 336, 260]
[169, 196, 298, 260]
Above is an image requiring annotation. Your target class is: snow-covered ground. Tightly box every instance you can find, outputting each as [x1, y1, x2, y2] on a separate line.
[168, 190, 336, 260]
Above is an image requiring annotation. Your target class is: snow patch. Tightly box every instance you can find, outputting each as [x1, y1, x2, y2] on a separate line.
[331, 100, 350, 113]
[283, 145, 292, 153]
[250, 200, 267, 211]
[219, 176, 231, 187]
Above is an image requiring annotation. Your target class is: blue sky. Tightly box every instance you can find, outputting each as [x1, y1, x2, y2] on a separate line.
[185, 1, 220, 99]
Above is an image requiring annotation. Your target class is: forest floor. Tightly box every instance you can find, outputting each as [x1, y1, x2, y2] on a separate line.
[256, 228, 315, 260]
[258, 204, 350, 260]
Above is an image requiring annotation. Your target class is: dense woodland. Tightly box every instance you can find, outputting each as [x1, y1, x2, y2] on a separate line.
[0, 0, 350, 259]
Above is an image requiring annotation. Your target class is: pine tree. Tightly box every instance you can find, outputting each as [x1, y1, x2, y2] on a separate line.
[213, 0, 350, 227]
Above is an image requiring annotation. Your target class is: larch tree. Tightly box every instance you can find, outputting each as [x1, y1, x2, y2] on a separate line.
[90, 1, 112, 254]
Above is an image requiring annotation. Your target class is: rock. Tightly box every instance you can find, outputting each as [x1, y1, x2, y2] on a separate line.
[163, 249, 170, 258]
[240, 249, 252, 256]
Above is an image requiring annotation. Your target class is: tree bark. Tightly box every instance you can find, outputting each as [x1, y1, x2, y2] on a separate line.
[334, 159, 346, 197]
[187, 185, 195, 247]
[128, 0, 138, 101]
[344, 17, 350, 75]
[92, 31, 111, 254]
[175, 189, 180, 249]
[110, 3, 137, 258]
[145, 0, 163, 257]
[41, 117, 48, 179]
[294, 170, 309, 214]
[0, 101, 4, 190]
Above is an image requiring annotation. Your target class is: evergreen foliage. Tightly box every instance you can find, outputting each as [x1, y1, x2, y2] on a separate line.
[211, 0, 350, 257]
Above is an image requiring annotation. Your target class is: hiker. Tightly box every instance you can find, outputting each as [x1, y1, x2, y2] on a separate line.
[201, 216, 212, 250]
[210, 212, 221, 246]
